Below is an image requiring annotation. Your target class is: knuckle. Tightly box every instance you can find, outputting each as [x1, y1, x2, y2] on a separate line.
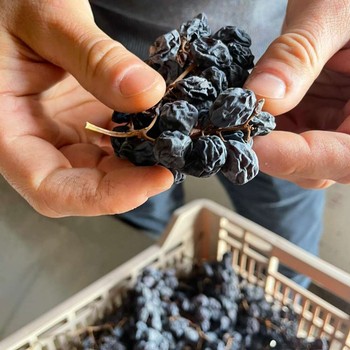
[80, 36, 130, 83]
[273, 30, 320, 71]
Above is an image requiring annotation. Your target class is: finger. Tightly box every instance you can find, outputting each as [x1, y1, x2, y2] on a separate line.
[36, 165, 173, 217]
[0, 136, 173, 217]
[253, 130, 350, 185]
[8, 0, 165, 112]
[244, 0, 350, 115]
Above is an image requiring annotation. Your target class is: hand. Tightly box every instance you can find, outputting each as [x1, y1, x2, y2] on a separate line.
[244, 0, 350, 189]
[0, 0, 172, 217]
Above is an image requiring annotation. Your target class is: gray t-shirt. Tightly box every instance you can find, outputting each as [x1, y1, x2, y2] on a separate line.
[90, 0, 287, 60]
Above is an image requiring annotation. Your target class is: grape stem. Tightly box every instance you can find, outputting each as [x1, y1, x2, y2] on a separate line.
[191, 98, 265, 141]
[85, 98, 265, 143]
[166, 62, 197, 91]
[225, 336, 234, 350]
[85, 63, 197, 141]
[85, 119, 157, 142]
[169, 315, 209, 344]
[70, 323, 115, 337]
[223, 98, 264, 141]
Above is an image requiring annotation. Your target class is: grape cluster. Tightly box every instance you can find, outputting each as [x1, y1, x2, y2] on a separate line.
[71, 253, 329, 350]
[90, 13, 276, 185]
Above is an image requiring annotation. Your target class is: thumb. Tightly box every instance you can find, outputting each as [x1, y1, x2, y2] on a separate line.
[11, 0, 165, 113]
[244, 0, 350, 115]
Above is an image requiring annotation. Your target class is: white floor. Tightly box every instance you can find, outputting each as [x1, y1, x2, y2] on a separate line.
[0, 175, 349, 340]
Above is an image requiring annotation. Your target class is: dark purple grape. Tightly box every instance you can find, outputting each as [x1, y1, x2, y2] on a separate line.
[246, 317, 261, 334]
[204, 331, 218, 343]
[184, 327, 200, 343]
[130, 112, 155, 131]
[100, 336, 126, 350]
[196, 100, 213, 125]
[221, 130, 253, 147]
[169, 317, 189, 338]
[227, 42, 255, 69]
[168, 76, 217, 104]
[149, 59, 182, 85]
[224, 64, 250, 87]
[110, 125, 129, 157]
[183, 135, 227, 177]
[112, 111, 132, 124]
[159, 101, 198, 135]
[209, 88, 257, 128]
[250, 111, 276, 137]
[219, 315, 231, 331]
[196, 306, 211, 321]
[154, 131, 192, 169]
[213, 26, 252, 47]
[119, 138, 156, 166]
[201, 66, 228, 94]
[222, 129, 246, 143]
[221, 140, 259, 185]
[147, 29, 184, 84]
[148, 29, 181, 64]
[82, 335, 96, 349]
[192, 294, 209, 307]
[200, 319, 211, 332]
[196, 115, 211, 132]
[179, 13, 211, 41]
[190, 37, 232, 68]
[241, 282, 267, 302]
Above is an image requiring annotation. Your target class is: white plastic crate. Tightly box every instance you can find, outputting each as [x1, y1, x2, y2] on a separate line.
[0, 199, 349, 350]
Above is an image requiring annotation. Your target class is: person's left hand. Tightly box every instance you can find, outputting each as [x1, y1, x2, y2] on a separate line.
[245, 0, 350, 189]
[253, 46, 350, 189]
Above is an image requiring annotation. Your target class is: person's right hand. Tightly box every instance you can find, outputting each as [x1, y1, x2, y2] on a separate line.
[0, 0, 173, 217]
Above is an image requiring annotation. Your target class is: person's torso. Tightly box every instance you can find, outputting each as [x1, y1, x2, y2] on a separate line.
[89, 0, 287, 60]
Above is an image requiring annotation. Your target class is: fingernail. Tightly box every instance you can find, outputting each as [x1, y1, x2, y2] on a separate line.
[245, 72, 286, 99]
[118, 66, 159, 97]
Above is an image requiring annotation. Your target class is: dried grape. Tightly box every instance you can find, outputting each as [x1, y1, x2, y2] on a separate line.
[87, 13, 276, 185]
[221, 140, 259, 185]
[190, 37, 232, 68]
[182, 135, 227, 177]
[209, 88, 257, 128]
[74, 253, 329, 350]
[213, 26, 252, 47]
[154, 131, 192, 169]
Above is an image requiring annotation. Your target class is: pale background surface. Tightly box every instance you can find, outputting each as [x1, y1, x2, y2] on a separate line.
[0, 174, 349, 340]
